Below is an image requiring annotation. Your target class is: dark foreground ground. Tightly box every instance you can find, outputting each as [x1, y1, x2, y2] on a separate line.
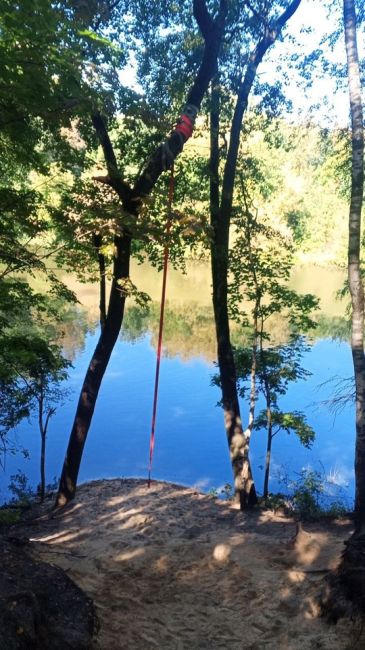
[0, 500, 96, 650]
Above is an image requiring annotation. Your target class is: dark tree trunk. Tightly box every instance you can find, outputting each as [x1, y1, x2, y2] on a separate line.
[56, 236, 131, 505]
[209, 0, 301, 509]
[56, 0, 228, 506]
[261, 320, 273, 499]
[210, 74, 256, 507]
[40, 431, 46, 502]
[38, 388, 53, 503]
[93, 233, 107, 332]
[263, 391, 273, 499]
[244, 209, 260, 444]
[39, 395, 46, 503]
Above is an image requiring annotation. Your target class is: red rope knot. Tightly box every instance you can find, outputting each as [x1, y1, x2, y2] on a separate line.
[175, 114, 194, 141]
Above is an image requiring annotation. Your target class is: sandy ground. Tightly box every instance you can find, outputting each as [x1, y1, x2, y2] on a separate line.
[19, 479, 359, 650]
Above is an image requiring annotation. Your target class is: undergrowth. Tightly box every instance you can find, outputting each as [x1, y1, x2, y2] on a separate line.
[263, 467, 350, 520]
[0, 471, 58, 529]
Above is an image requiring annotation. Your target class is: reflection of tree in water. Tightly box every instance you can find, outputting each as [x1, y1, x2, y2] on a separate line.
[314, 314, 350, 342]
[122, 302, 217, 362]
[121, 302, 351, 363]
[59, 306, 97, 362]
[231, 312, 293, 350]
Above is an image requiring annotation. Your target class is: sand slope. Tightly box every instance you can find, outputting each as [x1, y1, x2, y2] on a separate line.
[21, 479, 356, 649]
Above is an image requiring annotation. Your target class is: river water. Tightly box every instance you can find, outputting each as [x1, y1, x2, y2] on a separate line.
[0, 262, 355, 506]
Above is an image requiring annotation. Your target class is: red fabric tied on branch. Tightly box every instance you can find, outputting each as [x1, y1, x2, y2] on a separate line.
[175, 114, 194, 140]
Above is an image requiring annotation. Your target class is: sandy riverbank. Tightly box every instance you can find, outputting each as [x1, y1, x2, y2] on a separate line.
[19, 478, 358, 649]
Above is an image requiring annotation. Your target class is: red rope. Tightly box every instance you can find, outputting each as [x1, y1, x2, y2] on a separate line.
[147, 164, 174, 487]
[175, 114, 194, 140]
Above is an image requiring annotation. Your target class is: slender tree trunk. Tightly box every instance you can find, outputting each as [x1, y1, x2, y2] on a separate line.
[209, 69, 257, 508]
[244, 205, 260, 442]
[209, 74, 257, 508]
[56, 1, 228, 506]
[93, 233, 107, 331]
[246, 310, 258, 437]
[39, 391, 46, 503]
[40, 431, 46, 502]
[263, 391, 273, 499]
[209, 0, 301, 509]
[322, 0, 365, 620]
[344, 0, 365, 533]
[38, 394, 53, 503]
[259, 313, 273, 499]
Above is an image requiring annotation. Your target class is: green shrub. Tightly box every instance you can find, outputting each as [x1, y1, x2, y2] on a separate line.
[267, 467, 349, 520]
[8, 471, 33, 506]
[291, 469, 323, 520]
[0, 508, 21, 526]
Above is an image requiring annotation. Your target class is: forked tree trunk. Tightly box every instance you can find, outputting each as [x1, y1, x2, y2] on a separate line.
[56, 0, 228, 507]
[38, 387, 53, 503]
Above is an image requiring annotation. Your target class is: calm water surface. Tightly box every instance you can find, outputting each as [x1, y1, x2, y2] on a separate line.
[0, 263, 354, 504]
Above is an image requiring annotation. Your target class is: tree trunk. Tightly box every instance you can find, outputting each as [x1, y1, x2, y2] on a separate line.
[40, 431, 46, 502]
[209, 1, 301, 509]
[246, 308, 258, 440]
[263, 394, 273, 499]
[244, 208, 260, 450]
[56, 235, 131, 506]
[322, 0, 365, 620]
[344, 0, 365, 533]
[209, 74, 257, 508]
[39, 394, 46, 503]
[55, 1, 228, 506]
[93, 233, 107, 331]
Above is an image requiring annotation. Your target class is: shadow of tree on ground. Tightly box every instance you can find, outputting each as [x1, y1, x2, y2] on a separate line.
[15, 478, 358, 650]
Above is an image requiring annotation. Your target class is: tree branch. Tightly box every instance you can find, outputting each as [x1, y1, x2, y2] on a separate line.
[220, 0, 302, 217]
[91, 112, 133, 206]
[274, 0, 302, 33]
[244, 0, 264, 23]
[193, 0, 214, 40]
[131, 0, 228, 206]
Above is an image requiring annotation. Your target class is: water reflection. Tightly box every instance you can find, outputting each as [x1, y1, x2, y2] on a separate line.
[62, 261, 349, 360]
[0, 262, 354, 504]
